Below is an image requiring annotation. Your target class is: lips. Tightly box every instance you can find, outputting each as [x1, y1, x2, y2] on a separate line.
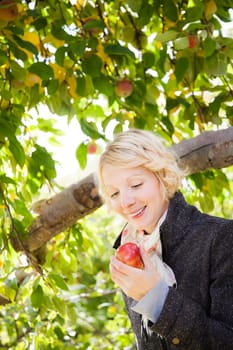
[128, 206, 146, 219]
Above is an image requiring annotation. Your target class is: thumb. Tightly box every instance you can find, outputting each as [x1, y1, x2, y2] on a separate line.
[139, 243, 153, 268]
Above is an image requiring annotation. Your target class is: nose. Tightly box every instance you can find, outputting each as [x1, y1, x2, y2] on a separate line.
[120, 190, 135, 208]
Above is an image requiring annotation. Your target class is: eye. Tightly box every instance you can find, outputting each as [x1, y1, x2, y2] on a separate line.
[110, 191, 119, 198]
[132, 183, 143, 188]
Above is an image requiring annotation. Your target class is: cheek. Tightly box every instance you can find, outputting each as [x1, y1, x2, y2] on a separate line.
[142, 185, 157, 201]
[109, 198, 120, 212]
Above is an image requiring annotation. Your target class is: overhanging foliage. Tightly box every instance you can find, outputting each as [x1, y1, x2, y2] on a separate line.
[0, 0, 233, 349]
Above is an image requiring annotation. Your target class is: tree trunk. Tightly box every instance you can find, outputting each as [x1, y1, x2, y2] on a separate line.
[10, 127, 233, 255]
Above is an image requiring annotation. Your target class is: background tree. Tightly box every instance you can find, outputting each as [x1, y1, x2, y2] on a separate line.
[0, 0, 233, 349]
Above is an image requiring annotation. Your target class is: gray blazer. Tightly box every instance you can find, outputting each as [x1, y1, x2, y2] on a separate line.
[114, 191, 233, 350]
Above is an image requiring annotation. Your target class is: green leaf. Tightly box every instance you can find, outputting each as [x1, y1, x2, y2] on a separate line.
[1, 89, 11, 99]
[0, 116, 15, 137]
[32, 17, 47, 31]
[156, 30, 178, 43]
[205, 53, 227, 76]
[126, 0, 142, 12]
[9, 136, 25, 168]
[164, 0, 178, 22]
[47, 79, 59, 95]
[203, 37, 216, 57]
[5, 24, 24, 36]
[7, 40, 28, 61]
[174, 37, 189, 50]
[199, 193, 214, 212]
[29, 62, 54, 80]
[75, 76, 87, 97]
[13, 35, 38, 56]
[10, 60, 26, 81]
[82, 55, 103, 77]
[189, 173, 202, 189]
[0, 50, 8, 65]
[0, 174, 16, 185]
[75, 75, 94, 97]
[161, 116, 174, 136]
[55, 47, 66, 66]
[166, 97, 179, 111]
[31, 285, 43, 308]
[52, 295, 66, 316]
[187, 3, 204, 21]
[82, 19, 105, 31]
[142, 52, 155, 69]
[29, 145, 56, 179]
[75, 142, 87, 170]
[174, 56, 189, 82]
[82, 105, 105, 121]
[93, 76, 114, 96]
[51, 22, 71, 41]
[104, 43, 135, 58]
[137, 1, 153, 27]
[80, 118, 106, 140]
[69, 40, 86, 57]
[48, 273, 69, 291]
[29, 84, 41, 109]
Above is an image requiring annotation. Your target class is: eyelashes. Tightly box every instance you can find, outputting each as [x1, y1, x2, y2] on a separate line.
[109, 183, 143, 198]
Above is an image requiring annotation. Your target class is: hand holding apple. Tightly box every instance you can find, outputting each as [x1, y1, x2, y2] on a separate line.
[116, 242, 144, 269]
[111, 243, 161, 300]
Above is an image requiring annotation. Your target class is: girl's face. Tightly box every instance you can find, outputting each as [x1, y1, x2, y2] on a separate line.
[102, 165, 168, 234]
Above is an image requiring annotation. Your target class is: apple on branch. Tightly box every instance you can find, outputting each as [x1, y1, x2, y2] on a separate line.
[0, 0, 18, 22]
[188, 35, 198, 49]
[116, 242, 144, 269]
[87, 141, 97, 154]
[115, 79, 134, 98]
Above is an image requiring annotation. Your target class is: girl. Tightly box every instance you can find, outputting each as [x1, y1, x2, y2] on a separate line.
[98, 129, 233, 350]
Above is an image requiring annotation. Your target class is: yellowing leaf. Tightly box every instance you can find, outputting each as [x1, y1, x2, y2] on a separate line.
[205, 0, 217, 20]
[67, 76, 79, 98]
[23, 31, 40, 51]
[75, 0, 88, 10]
[43, 34, 65, 48]
[50, 63, 66, 82]
[0, 99, 10, 109]
[24, 72, 42, 87]
[97, 43, 112, 66]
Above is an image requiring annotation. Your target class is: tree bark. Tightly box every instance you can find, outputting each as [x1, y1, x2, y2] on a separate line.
[10, 127, 233, 255]
[172, 127, 233, 173]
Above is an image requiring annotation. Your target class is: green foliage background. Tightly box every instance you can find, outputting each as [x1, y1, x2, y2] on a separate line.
[0, 0, 233, 348]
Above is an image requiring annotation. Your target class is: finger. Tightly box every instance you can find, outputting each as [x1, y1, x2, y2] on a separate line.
[110, 258, 131, 288]
[139, 243, 154, 268]
[111, 255, 142, 276]
[110, 256, 128, 277]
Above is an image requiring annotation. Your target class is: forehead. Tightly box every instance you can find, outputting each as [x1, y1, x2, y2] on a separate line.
[102, 165, 152, 187]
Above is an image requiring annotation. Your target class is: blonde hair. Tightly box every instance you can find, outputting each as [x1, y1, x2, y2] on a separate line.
[98, 129, 184, 202]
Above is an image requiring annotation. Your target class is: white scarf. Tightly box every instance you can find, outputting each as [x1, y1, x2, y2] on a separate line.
[120, 211, 176, 287]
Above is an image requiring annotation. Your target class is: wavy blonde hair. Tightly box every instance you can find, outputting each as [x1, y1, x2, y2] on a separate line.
[98, 129, 184, 202]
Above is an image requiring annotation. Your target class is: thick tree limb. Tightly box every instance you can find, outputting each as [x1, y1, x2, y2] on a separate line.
[172, 127, 233, 173]
[10, 173, 103, 253]
[10, 127, 233, 255]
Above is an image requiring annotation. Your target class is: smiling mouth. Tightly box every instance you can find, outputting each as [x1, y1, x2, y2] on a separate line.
[129, 206, 146, 219]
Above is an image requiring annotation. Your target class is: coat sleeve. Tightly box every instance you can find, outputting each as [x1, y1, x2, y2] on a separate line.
[150, 222, 233, 350]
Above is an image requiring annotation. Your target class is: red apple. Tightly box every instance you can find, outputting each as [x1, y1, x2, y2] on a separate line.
[0, 0, 18, 22]
[115, 79, 133, 98]
[87, 141, 97, 154]
[188, 35, 198, 49]
[116, 242, 144, 269]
